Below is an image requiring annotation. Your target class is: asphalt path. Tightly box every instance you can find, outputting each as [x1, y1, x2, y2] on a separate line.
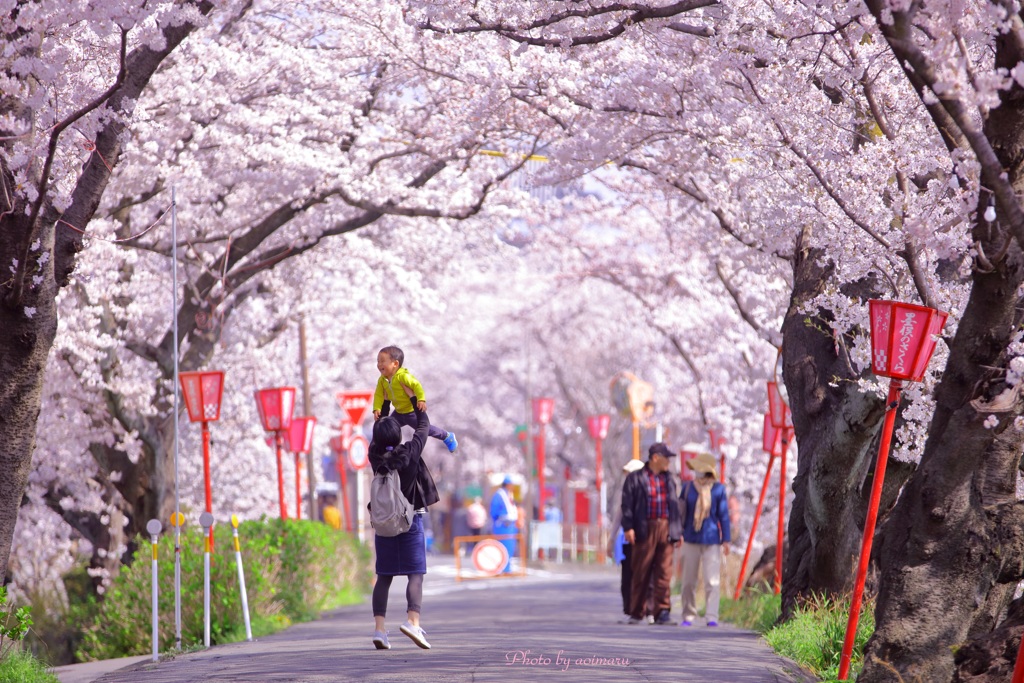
[81, 558, 815, 683]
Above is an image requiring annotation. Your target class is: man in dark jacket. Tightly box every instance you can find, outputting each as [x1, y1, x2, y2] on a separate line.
[621, 442, 682, 625]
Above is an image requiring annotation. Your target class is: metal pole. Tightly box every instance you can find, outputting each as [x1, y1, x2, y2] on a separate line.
[298, 319, 316, 521]
[338, 422, 352, 532]
[275, 435, 288, 519]
[199, 511, 213, 648]
[775, 434, 788, 594]
[170, 186, 183, 651]
[537, 430, 546, 521]
[734, 454, 775, 600]
[147, 518, 162, 662]
[838, 379, 903, 680]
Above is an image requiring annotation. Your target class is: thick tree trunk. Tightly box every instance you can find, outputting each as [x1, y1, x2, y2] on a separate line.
[859, 22, 1024, 683]
[0, 2, 214, 584]
[779, 227, 906, 617]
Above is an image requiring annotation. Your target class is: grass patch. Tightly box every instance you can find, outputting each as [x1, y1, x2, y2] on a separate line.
[0, 650, 59, 683]
[723, 590, 874, 682]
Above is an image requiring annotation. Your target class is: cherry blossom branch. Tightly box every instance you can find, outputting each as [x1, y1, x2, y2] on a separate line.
[715, 260, 780, 346]
[418, 0, 719, 47]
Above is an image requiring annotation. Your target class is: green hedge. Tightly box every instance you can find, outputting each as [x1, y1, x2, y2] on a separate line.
[76, 519, 370, 661]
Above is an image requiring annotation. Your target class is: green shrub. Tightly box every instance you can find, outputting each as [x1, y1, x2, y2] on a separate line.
[723, 590, 874, 682]
[0, 650, 58, 683]
[75, 519, 370, 661]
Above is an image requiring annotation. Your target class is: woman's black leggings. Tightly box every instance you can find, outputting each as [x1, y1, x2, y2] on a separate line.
[372, 574, 423, 617]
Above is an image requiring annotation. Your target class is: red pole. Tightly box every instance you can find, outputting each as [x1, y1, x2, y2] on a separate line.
[720, 453, 726, 483]
[1011, 630, 1024, 683]
[201, 421, 214, 547]
[275, 434, 288, 520]
[734, 454, 775, 600]
[775, 433, 788, 594]
[294, 452, 302, 520]
[537, 430, 546, 522]
[595, 437, 603, 525]
[338, 422, 352, 532]
[838, 379, 903, 680]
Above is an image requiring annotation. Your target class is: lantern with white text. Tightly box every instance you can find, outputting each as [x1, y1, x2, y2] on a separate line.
[180, 370, 225, 545]
[255, 387, 297, 520]
[838, 301, 948, 681]
[286, 417, 317, 520]
[532, 397, 555, 520]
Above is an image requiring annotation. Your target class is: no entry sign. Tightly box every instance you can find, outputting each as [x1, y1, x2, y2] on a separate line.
[472, 539, 509, 576]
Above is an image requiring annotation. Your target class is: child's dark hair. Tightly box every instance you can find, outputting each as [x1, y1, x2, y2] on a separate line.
[379, 345, 404, 367]
[371, 416, 402, 452]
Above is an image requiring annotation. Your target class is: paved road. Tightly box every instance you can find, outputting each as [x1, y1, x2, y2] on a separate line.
[84, 559, 814, 683]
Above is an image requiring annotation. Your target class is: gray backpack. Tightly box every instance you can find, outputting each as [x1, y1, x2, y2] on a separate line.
[369, 467, 414, 537]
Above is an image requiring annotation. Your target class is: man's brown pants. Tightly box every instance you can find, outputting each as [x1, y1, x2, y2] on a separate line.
[629, 518, 673, 619]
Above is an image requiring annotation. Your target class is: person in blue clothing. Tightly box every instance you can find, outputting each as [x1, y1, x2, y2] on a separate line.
[489, 476, 519, 573]
[678, 451, 731, 627]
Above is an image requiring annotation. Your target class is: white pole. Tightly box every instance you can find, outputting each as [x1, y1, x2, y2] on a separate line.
[146, 519, 162, 662]
[171, 187, 183, 651]
[199, 511, 214, 648]
[230, 515, 253, 641]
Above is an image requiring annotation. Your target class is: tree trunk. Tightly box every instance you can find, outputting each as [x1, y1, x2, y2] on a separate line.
[779, 227, 905, 618]
[859, 23, 1024, 683]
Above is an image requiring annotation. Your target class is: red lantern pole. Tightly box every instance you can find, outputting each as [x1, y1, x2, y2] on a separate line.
[294, 452, 302, 520]
[338, 421, 352, 532]
[775, 425, 788, 595]
[536, 431, 546, 521]
[735, 454, 775, 600]
[201, 421, 213, 546]
[275, 433, 288, 520]
[837, 379, 902, 680]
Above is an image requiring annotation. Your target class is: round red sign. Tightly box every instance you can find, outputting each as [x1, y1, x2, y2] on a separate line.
[347, 435, 369, 470]
[472, 539, 510, 576]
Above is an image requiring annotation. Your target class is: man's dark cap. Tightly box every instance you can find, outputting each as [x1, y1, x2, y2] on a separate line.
[648, 442, 675, 458]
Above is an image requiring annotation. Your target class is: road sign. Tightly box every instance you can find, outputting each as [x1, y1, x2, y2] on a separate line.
[347, 434, 369, 470]
[472, 539, 509, 576]
[336, 391, 374, 425]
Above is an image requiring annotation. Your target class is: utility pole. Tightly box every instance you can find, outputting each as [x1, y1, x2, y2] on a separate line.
[299, 317, 317, 521]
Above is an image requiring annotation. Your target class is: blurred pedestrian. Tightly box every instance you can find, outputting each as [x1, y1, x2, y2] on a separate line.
[621, 443, 682, 625]
[490, 476, 519, 573]
[678, 451, 731, 627]
[609, 458, 646, 622]
[466, 496, 487, 552]
[367, 405, 440, 650]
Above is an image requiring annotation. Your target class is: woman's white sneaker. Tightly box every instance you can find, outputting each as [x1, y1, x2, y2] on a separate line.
[399, 621, 431, 649]
[372, 629, 390, 650]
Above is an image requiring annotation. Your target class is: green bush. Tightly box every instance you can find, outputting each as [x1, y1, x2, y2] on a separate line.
[75, 519, 370, 661]
[0, 650, 58, 683]
[723, 590, 874, 682]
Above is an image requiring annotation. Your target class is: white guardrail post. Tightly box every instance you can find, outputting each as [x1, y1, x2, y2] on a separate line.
[199, 511, 214, 648]
[146, 518, 162, 662]
[230, 515, 253, 641]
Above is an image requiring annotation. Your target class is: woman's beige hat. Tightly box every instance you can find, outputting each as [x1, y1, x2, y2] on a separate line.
[685, 451, 719, 479]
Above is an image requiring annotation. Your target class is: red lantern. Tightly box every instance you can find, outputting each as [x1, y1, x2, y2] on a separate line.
[679, 445, 701, 482]
[762, 414, 782, 456]
[287, 416, 317, 454]
[868, 299, 949, 381]
[255, 387, 296, 432]
[532, 397, 555, 425]
[587, 414, 610, 440]
[767, 381, 790, 429]
[179, 371, 225, 423]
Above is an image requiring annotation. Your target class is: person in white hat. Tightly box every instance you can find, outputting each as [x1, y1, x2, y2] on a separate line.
[678, 451, 731, 627]
[610, 459, 648, 621]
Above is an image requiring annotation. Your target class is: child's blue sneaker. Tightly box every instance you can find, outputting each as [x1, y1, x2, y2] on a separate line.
[443, 432, 458, 453]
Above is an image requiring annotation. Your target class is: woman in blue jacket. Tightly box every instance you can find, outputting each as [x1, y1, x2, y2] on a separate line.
[679, 451, 731, 627]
